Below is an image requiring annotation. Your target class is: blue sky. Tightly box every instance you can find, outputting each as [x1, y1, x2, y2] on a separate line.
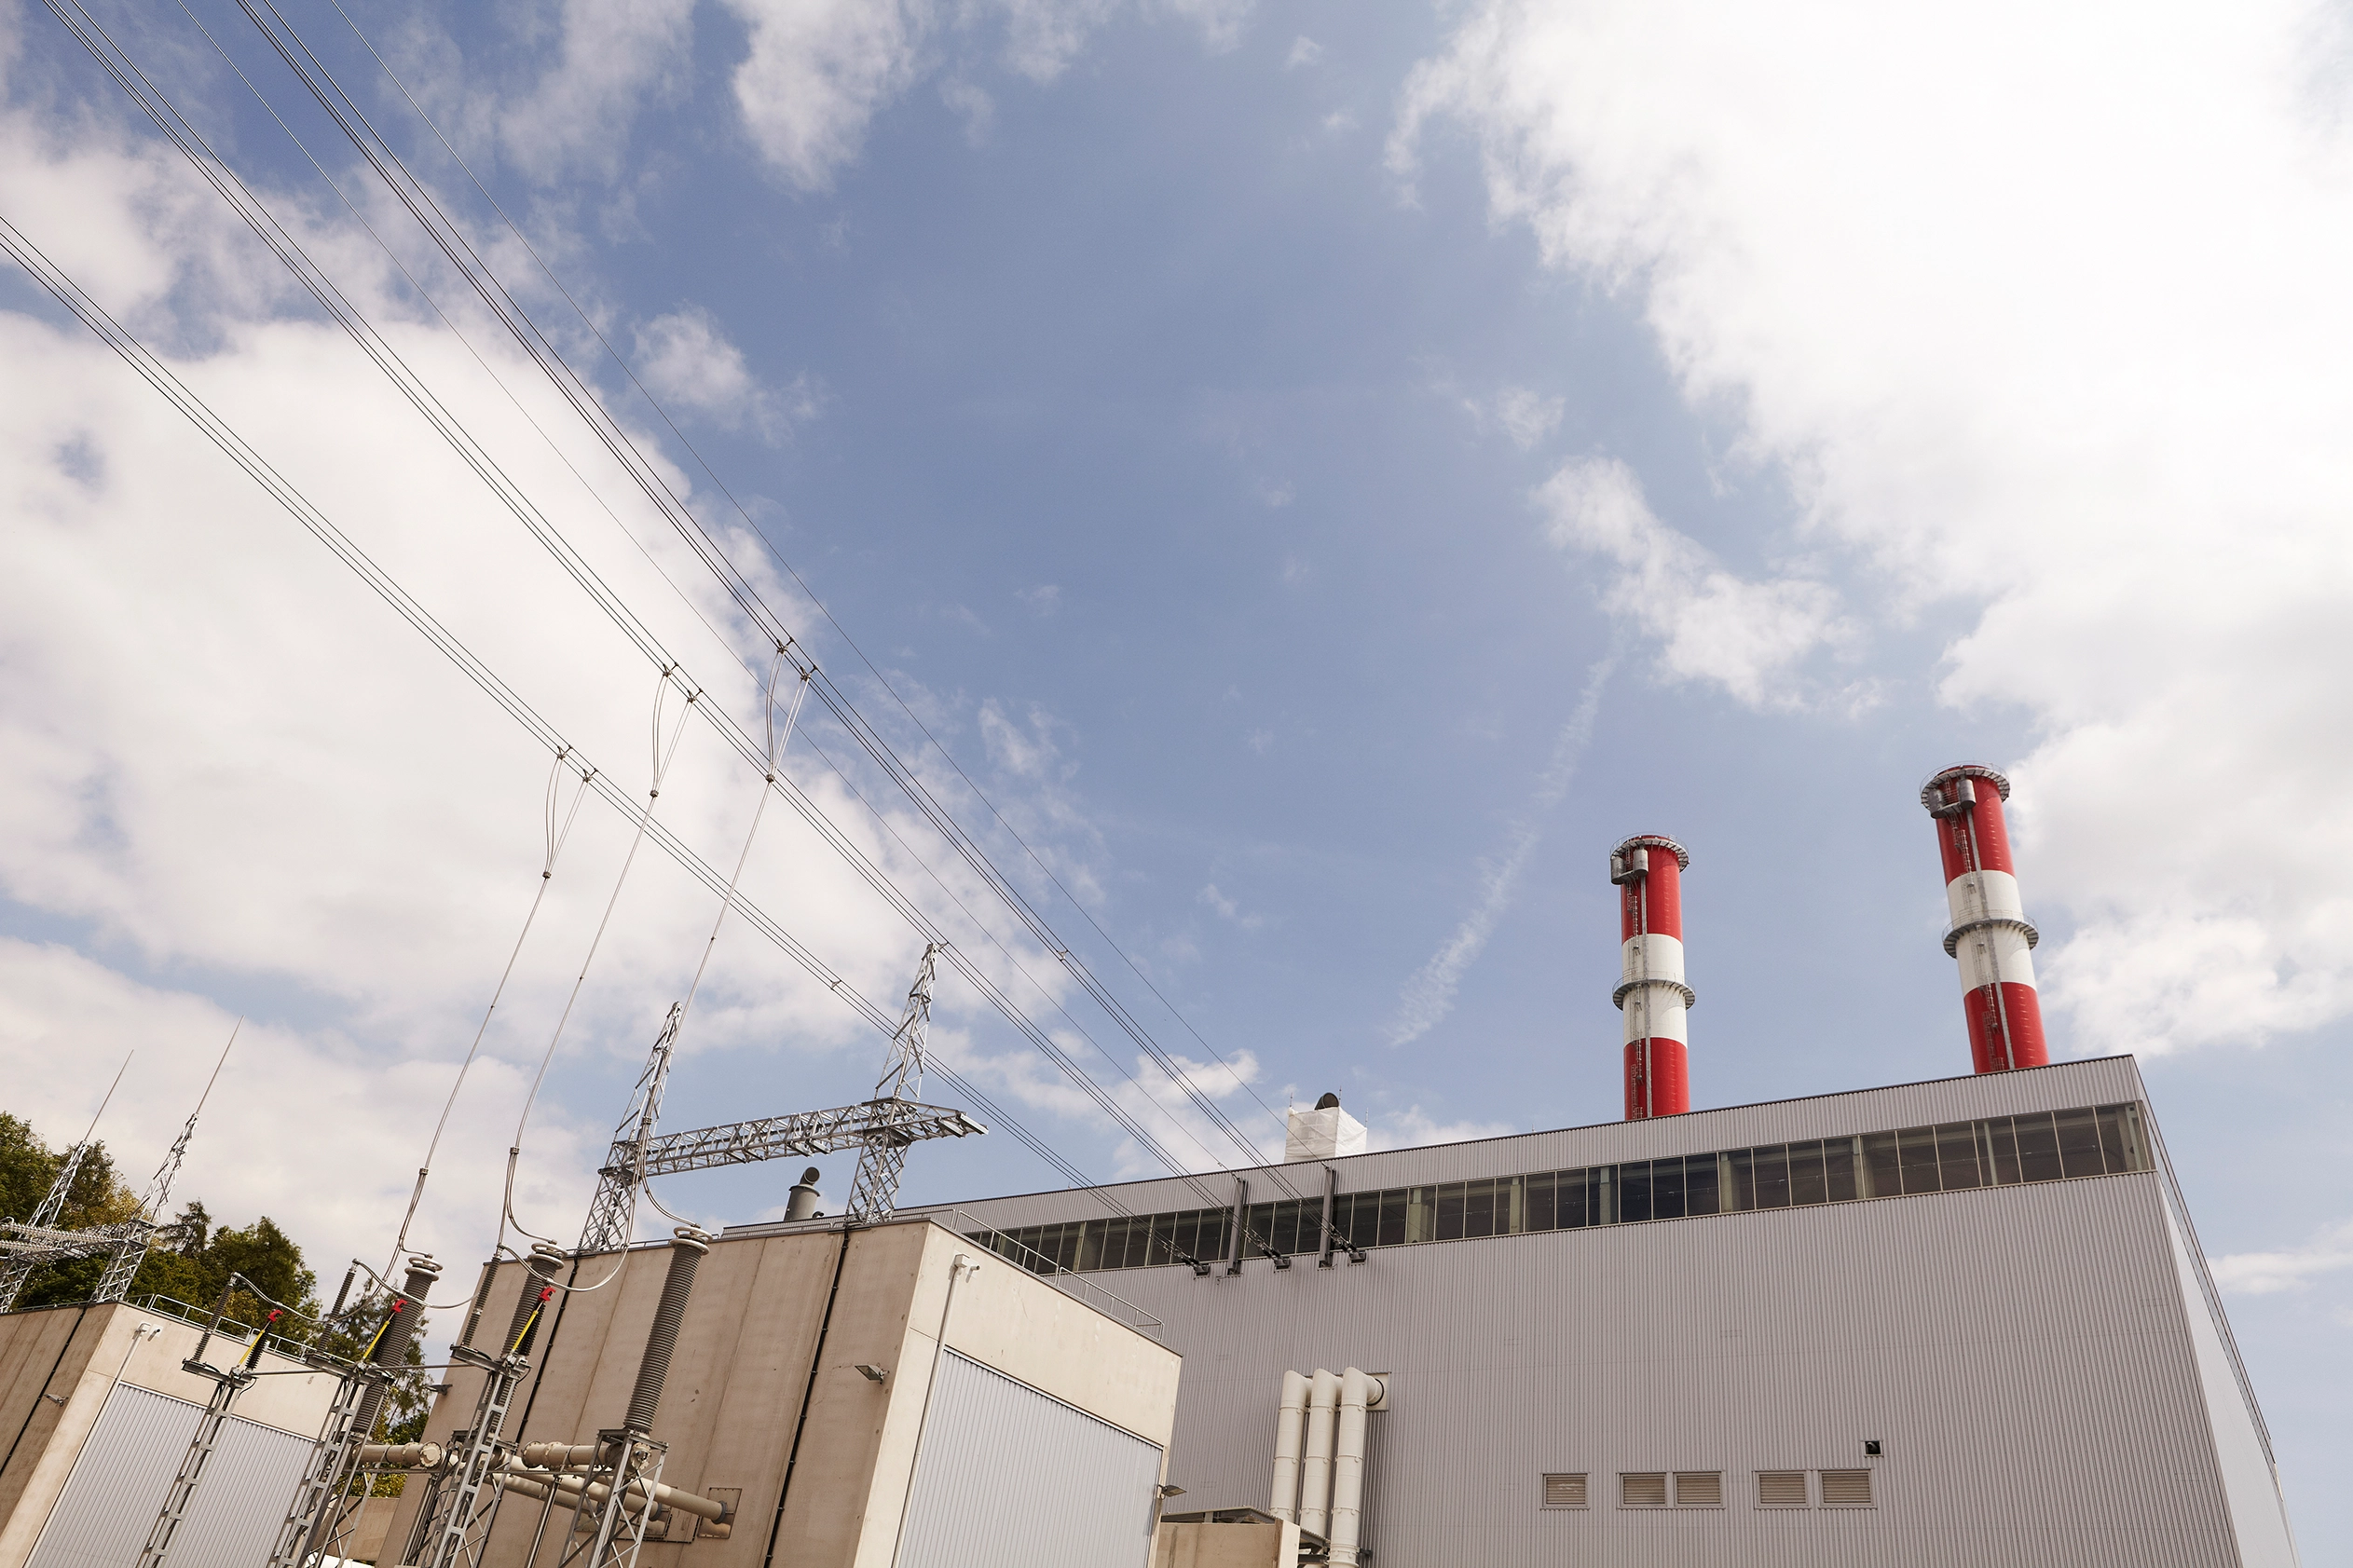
[4, 0, 2350, 1550]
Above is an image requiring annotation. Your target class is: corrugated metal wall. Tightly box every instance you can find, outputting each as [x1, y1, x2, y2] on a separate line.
[895, 1351, 1162, 1568]
[1012, 1171, 2250, 1568]
[25, 1383, 315, 1568]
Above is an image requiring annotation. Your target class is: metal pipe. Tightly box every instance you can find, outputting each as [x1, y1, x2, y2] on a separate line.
[783, 1167, 823, 1222]
[358, 1442, 442, 1469]
[1329, 1368, 1384, 1566]
[625, 1228, 709, 1435]
[513, 1459, 729, 1523]
[1268, 1370, 1309, 1521]
[1922, 764, 2048, 1072]
[1317, 1168, 1337, 1269]
[1611, 835, 1692, 1119]
[1298, 1369, 1339, 1537]
[1225, 1178, 1248, 1275]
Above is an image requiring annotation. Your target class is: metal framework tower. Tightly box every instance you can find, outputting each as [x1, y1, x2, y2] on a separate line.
[266, 1256, 444, 1568]
[577, 948, 978, 1255]
[1923, 764, 2047, 1072]
[578, 1005, 684, 1253]
[136, 1299, 276, 1568]
[1610, 835, 1693, 1120]
[0, 1057, 128, 1312]
[98, 1027, 238, 1302]
[848, 944, 941, 1223]
[399, 1244, 569, 1568]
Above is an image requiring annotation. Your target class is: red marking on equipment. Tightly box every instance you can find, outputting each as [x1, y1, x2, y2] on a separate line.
[1623, 1039, 1689, 1119]
[1963, 982, 2048, 1073]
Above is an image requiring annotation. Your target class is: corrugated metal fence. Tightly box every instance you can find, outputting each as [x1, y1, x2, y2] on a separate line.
[26, 1382, 314, 1568]
[895, 1350, 1162, 1568]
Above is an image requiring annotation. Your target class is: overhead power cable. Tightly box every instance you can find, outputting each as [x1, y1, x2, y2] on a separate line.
[33, 0, 1234, 1200]
[0, 203, 1114, 1220]
[227, 0, 1304, 1201]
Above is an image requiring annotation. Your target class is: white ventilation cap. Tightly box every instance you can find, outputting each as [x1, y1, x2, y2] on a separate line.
[1284, 1104, 1368, 1163]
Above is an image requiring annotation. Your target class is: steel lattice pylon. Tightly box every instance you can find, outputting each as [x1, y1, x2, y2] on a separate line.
[575, 947, 978, 1253]
[847, 946, 941, 1223]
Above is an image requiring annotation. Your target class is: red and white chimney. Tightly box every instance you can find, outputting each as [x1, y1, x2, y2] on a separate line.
[1609, 835, 1692, 1119]
[1922, 765, 2047, 1072]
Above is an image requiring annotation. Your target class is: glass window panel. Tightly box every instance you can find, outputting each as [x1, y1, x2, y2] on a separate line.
[1935, 1123, 1984, 1191]
[1861, 1132, 1900, 1199]
[1897, 1126, 1941, 1194]
[1788, 1141, 1827, 1207]
[1143, 1217, 1171, 1267]
[1826, 1139, 1858, 1204]
[1984, 1119, 2022, 1185]
[1406, 1187, 1434, 1245]
[1754, 1146, 1791, 1209]
[1525, 1172, 1557, 1233]
[1436, 1182, 1467, 1241]
[1685, 1154, 1720, 1217]
[2014, 1112, 2063, 1182]
[1620, 1161, 1654, 1223]
[2055, 1108, 2104, 1178]
[1078, 1221, 1107, 1271]
[2114, 1104, 2151, 1171]
[1559, 1171, 1589, 1230]
[1652, 1157, 1688, 1220]
[1377, 1190, 1408, 1248]
[1724, 1150, 1755, 1212]
[2096, 1106, 2132, 1174]
[1463, 1179, 1497, 1238]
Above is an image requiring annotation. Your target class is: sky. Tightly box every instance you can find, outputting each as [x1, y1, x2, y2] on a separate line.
[3, 0, 2350, 1550]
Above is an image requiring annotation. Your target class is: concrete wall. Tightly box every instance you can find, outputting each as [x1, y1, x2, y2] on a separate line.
[386, 1218, 1179, 1568]
[0, 1302, 339, 1568]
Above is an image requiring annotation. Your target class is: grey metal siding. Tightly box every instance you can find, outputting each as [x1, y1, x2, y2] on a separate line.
[895, 1350, 1162, 1568]
[1020, 1171, 2249, 1568]
[26, 1382, 316, 1568]
[925, 1057, 2152, 1233]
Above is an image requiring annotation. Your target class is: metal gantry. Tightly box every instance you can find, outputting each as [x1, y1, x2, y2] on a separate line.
[400, 1244, 568, 1568]
[266, 1256, 442, 1568]
[576, 947, 980, 1254]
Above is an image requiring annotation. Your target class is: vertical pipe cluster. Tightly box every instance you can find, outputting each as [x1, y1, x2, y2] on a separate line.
[1610, 836, 1693, 1120]
[1265, 1366, 1384, 1565]
[1922, 765, 2047, 1073]
[625, 1228, 710, 1435]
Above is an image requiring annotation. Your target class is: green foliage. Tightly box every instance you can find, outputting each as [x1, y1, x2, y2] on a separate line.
[6, 1111, 432, 1464]
[1, 1112, 146, 1308]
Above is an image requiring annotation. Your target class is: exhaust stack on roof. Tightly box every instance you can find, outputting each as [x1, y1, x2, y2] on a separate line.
[1922, 764, 2048, 1072]
[1285, 1093, 1366, 1163]
[1610, 836, 1692, 1120]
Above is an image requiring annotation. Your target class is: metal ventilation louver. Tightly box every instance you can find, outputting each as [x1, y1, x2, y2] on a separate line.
[1541, 1473, 1588, 1508]
[1819, 1468, 1874, 1506]
[1673, 1472, 1723, 1507]
[1619, 1473, 1668, 1507]
[1756, 1470, 1809, 1507]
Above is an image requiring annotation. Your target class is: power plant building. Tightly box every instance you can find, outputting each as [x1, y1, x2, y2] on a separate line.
[887, 1056, 2298, 1567]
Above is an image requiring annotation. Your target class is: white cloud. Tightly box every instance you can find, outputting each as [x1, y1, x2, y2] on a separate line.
[723, 0, 932, 192]
[1368, 1105, 1519, 1152]
[0, 79, 1114, 1278]
[1386, 657, 1610, 1047]
[1017, 583, 1061, 614]
[2211, 1220, 2353, 1296]
[632, 305, 815, 441]
[1199, 883, 1264, 932]
[1286, 35, 1323, 70]
[497, 0, 698, 183]
[940, 77, 996, 143]
[1400, 0, 2353, 1053]
[1493, 385, 1562, 449]
[1539, 457, 1847, 710]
